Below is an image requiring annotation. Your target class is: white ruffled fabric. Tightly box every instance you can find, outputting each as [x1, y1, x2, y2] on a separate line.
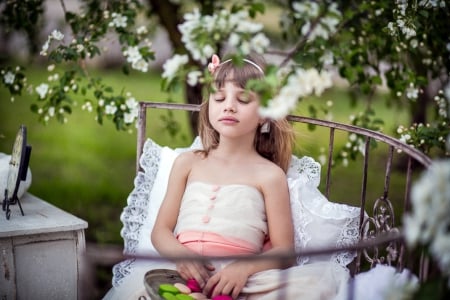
[336, 264, 419, 300]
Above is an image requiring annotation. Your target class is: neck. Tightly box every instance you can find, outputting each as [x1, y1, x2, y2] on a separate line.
[212, 136, 256, 162]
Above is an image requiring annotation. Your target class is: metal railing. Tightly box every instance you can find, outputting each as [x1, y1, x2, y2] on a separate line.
[82, 101, 433, 299]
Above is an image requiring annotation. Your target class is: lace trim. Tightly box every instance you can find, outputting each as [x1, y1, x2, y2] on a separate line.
[333, 214, 360, 266]
[112, 139, 161, 287]
[287, 155, 321, 187]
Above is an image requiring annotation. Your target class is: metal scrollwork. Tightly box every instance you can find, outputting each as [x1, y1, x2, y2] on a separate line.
[360, 196, 400, 268]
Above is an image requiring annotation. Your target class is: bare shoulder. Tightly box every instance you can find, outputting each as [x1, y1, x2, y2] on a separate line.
[255, 158, 288, 190]
[172, 150, 203, 172]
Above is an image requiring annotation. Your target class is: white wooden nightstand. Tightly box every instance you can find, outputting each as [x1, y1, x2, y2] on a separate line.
[0, 193, 88, 299]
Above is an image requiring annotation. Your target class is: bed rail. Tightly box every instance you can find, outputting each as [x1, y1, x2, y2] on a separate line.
[136, 101, 432, 278]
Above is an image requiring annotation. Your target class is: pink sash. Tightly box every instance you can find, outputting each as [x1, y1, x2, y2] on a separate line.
[177, 231, 260, 256]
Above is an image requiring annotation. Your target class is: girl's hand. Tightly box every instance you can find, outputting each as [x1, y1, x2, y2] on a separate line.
[176, 260, 215, 289]
[203, 262, 250, 299]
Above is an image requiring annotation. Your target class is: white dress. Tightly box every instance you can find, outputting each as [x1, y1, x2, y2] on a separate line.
[104, 181, 350, 299]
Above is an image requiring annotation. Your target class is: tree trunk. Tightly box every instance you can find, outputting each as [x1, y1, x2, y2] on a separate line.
[146, 0, 204, 136]
[411, 87, 429, 125]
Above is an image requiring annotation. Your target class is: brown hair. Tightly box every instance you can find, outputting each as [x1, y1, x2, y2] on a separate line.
[198, 54, 294, 172]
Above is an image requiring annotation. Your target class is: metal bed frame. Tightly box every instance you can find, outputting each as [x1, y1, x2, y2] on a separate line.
[136, 101, 432, 281]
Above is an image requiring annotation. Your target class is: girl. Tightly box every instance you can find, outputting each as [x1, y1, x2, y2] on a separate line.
[151, 54, 348, 299]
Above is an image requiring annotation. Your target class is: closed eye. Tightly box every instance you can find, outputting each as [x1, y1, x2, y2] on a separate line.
[237, 92, 252, 103]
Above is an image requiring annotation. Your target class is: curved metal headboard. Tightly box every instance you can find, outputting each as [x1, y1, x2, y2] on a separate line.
[136, 101, 432, 277]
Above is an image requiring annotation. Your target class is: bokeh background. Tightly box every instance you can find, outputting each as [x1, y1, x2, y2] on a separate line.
[0, 1, 422, 298]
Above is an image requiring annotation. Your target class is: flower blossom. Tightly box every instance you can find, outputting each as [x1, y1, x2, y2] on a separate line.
[123, 46, 149, 72]
[35, 83, 49, 99]
[406, 85, 419, 100]
[136, 25, 148, 35]
[40, 29, 64, 56]
[259, 68, 333, 119]
[178, 8, 268, 64]
[293, 2, 341, 42]
[187, 70, 202, 86]
[51, 30, 64, 41]
[132, 59, 148, 72]
[109, 12, 127, 28]
[48, 106, 55, 117]
[4, 71, 15, 84]
[344, 265, 419, 300]
[251, 33, 270, 54]
[162, 54, 189, 81]
[403, 160, 450, 286]
[105, 103, 118, 115]
[123, 96, 139, 124]
[40, 40, 51, 56]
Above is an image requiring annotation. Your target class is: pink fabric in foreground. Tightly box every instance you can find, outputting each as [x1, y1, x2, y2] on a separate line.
[177, 231, 259, 256]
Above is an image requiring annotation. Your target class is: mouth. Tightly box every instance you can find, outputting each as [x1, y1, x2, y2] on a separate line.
[219, 117, 239, 124]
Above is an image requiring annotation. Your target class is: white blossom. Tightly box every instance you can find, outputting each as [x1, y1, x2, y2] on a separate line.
[132, 59, 148, 72]
[51, 30, 64, 41]
[76, 44, 84, 53]
[105, 103, 118, 115]
[259, 68, 333, 119]
[404, 160, 450, 283]
[40, 39, 50, 56]
[187, 70, 202, 86]
[399, 134, 411, 143]
[4, 71, 15, 84]
[178, 8, 267, 64]
[109, 12, 127, 28]
[82, 101, 93, 112]
[320, 51, 334, 66]
[124, 112, 135, 124]
[123, 46, 142, 63]
[228, 33, 240, 47]
[382, 267, 419, 300]
[250, 33, 270, 54]
[292, 2, 319, 18]
[48, 106, 55, 117]
[162, 54, 189, 81]
[202, 44, 214, 58]
[406, 85, 419, 99]
[36, 83, 49, 99]
[136, 25, 148, 35]
[126, 97, 138, 109]
[123, 46, 148, 72]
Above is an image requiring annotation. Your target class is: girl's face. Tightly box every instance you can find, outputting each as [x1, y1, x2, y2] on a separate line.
[208, 80, 261, 140]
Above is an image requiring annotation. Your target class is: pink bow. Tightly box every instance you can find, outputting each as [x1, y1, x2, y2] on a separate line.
[207, 54, 221, 74]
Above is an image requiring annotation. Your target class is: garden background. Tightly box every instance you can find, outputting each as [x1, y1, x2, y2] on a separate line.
[1, 0, 448, 298]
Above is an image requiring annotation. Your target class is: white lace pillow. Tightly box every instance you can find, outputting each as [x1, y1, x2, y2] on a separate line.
[119, 137, 202, 255]
[288, 157, 363, 267]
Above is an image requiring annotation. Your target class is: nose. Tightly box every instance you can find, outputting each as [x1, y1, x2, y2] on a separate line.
[223, 97, 236, 113]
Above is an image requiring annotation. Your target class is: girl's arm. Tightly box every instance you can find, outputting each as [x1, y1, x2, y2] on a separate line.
[151, 151, 214, 286]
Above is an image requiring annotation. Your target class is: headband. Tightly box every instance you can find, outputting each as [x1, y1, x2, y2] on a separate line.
[208, 54, 264, 74]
